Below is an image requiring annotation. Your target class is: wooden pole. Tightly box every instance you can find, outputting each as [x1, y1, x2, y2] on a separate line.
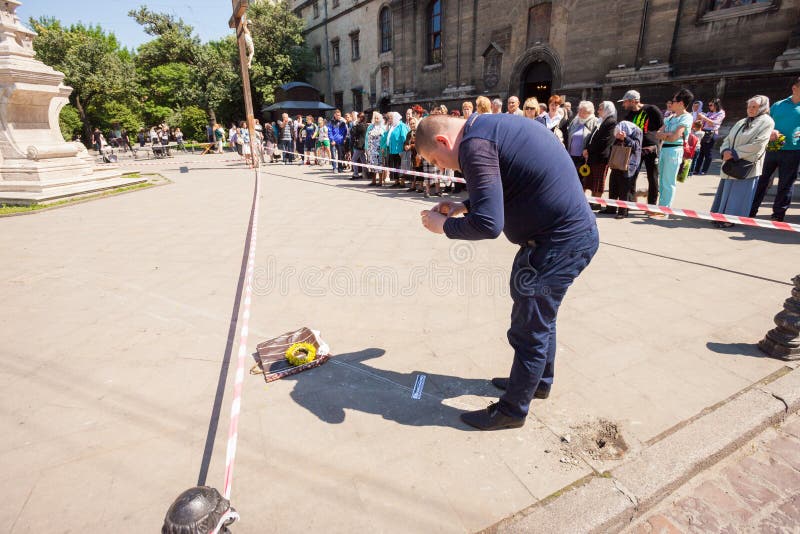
[231, 0, 259, 167]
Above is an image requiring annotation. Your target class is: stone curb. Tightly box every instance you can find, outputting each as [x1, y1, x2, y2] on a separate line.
[482, 366, 800, 534]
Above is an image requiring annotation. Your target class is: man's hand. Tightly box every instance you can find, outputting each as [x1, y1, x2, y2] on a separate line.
[432, 201, 467, 217]
[770, 130, 781, 142]
[582, 149, 589, 160]
[615, 131, 626, 141]
[420, 209, 447, 234]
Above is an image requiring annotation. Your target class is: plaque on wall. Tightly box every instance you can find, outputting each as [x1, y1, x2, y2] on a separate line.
[482, 42, 504, 89]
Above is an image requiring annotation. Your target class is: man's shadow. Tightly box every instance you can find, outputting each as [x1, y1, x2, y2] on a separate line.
[278, 348, 502, 430]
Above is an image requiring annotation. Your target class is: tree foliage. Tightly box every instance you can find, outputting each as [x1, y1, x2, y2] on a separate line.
[58, 104, 82, 140]
[247, 0, 317, 106]
[31, 1, 312, 142]
[30, 17, 140, 140]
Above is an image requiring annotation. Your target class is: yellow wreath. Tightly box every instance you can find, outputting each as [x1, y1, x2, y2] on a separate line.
[578, 164, 591, 178]
[285, 342, 317, 366]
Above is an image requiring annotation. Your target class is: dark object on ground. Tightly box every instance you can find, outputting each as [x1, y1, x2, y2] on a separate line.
[162, 486, 237, 534]
[460, 402, 526, 430]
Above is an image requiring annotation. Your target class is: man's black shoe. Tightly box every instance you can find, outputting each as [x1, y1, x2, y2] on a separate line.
[490, 377, 551, 399]
[460, 402, 525, 430]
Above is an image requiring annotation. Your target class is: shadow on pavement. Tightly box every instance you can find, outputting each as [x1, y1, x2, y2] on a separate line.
[706, 341, 770, 359]
[629, 214, 800, 246]
[281, 347, 498, 430]
[600, 241, 792, 286]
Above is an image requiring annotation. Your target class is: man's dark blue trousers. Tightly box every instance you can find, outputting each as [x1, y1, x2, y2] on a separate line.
[500, 226, 599, 418]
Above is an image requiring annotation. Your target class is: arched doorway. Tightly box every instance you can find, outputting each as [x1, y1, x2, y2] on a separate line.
[521, 61, 552, 105]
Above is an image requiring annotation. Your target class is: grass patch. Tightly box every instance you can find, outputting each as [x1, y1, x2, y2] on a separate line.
[0, 180, 158, 217]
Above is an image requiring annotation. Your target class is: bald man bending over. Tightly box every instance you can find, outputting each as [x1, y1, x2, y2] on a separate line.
[417, 113, 599, 430]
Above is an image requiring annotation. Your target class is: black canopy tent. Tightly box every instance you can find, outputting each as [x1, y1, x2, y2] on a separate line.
[262, 82, 335, 121]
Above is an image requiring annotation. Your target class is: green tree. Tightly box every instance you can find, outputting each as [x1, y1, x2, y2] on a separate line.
[128, 7, 200, 68]
[195, 37, 242, 127]
[169, 105, 209, 141]
[246, 0, 317, 107]
[58, 104, 82, 141]
[128, 7, 240, 127]
[30, 18, 139, 141]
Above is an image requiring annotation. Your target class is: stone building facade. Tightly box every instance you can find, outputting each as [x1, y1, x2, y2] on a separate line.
[294, 0, 800, 120]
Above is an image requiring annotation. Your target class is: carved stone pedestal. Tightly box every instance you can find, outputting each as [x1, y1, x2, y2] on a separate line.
[0, 0, 142, 206]
[758, 275, 800, 361]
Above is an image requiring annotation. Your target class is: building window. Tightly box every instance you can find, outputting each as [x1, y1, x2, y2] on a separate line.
[313, 0, 319, 18]
[313, 46, 322, 68]
[350, 31, 360, 60]
[379, 7, 392, 53]
[710, 0, 772, 9]
[334, 91, 344, 111]
[526, 4, 551, 47]
[427, 0, 442, 65]
[699, 0, 776, 20]
[333, 0, 339, 7]
[352, 89, 363, 111]
[331, 39, 340, 66]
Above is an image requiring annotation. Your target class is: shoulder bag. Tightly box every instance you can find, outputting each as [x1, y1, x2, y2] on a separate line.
[608, 141, 632, 171]
[720, 123, 755, 179]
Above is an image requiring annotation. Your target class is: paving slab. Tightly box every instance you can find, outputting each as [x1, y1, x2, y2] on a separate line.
[0, 153, 798, 532]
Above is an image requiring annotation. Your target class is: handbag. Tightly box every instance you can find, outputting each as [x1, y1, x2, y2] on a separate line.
[720, 123, 755, 179]
[608, 142, 632, 171]
[721, 158, 754, 179]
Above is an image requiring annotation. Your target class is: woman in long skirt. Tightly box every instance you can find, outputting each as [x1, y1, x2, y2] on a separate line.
[710, 95, 774, 228]
[364, 112, 385, 186]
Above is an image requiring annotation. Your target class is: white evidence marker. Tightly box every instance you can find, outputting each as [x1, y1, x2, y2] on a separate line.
[412, 374, 426, 400]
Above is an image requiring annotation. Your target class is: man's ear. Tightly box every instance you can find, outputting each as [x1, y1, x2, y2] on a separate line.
[434, 134, 452, 151]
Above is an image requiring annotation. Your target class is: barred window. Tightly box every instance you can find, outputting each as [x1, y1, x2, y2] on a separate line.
[350, 31, 360, 60]
[379, 7, 392, 53]
[427, 0, 442, 64]
[331, 39, 340, 66]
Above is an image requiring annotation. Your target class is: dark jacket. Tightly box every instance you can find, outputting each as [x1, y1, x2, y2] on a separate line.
[351, 122, 367, 150]
[586, 115, 617, 165]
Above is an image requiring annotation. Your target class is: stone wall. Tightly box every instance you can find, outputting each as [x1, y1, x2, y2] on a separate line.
[296, 0, 800, 123]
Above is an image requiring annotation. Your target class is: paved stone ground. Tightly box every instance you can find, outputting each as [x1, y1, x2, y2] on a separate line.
[626, 413, 800, 533]
[1, 152, 798, 532]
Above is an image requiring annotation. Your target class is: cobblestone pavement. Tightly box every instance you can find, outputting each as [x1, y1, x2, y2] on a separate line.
[627, 412, 800, 533]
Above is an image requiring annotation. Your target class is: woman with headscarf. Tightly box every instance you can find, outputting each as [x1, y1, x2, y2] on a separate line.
[583, 101, 618, 204]
[380, 111, 410, 187]
[710, 96, 774, 228]
[365, 111, 386, 186]
[601, 120, 642, 219]
[566, 101, 599, 175]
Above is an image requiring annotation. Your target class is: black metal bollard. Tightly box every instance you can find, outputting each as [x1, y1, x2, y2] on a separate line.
[758, 275, 800, 360]
[162, 486, 238, 534]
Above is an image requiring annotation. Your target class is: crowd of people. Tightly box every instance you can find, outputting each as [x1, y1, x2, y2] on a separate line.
[91, 124, 188, 160]
[212, 77, 799, 223]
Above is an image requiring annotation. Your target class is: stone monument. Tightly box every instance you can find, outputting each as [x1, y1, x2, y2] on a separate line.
[0, 0, 143, 205]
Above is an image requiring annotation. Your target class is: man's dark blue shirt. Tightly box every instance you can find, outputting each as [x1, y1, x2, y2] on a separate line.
[443, 114, 595, 245]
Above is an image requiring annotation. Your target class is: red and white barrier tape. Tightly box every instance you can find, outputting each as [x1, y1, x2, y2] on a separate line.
[281, 150, 799, 234]
[587, 196, 799, 233]
[221, 165, 261, 502]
